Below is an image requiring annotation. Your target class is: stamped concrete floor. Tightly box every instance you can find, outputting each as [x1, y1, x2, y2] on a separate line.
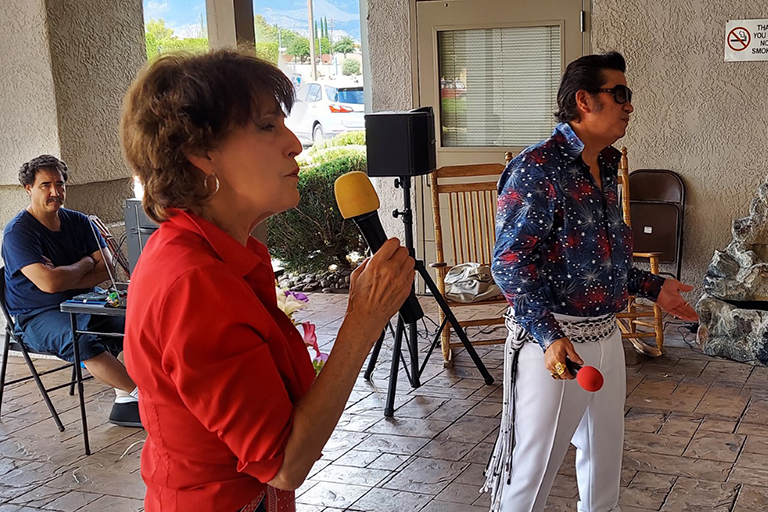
[1, 293, 767, 512]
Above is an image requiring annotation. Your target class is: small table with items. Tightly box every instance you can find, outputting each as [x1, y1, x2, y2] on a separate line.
[59, 299, 126, 455]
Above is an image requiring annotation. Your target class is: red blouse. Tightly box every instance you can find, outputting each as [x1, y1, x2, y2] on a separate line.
[125, 210, 316, 512]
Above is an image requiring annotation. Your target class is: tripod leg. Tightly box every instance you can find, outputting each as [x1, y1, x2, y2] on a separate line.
[384, 317, 405, 417]
[364, 330, 386, 381]
[408, 319, 420, 388]
[418, 262, 495, 385]
[440, 309, 453, 368]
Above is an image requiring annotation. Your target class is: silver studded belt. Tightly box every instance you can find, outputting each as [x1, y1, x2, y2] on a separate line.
[504, 308, 617, 347]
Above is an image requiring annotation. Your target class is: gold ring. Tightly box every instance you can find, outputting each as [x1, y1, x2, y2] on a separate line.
[555, 362, 566, 375]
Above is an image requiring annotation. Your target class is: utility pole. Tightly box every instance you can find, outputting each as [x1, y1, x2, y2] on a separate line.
[307, 0, 317, 79]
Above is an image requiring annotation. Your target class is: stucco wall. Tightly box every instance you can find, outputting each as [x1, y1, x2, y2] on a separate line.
[367, 0, 768, 297]
[367, 0, 413, 241]
[592, 0, 768, 296]
[46, 0, 145, 186]
[0, 0, 61, 188]
[0, 0, 145, 238]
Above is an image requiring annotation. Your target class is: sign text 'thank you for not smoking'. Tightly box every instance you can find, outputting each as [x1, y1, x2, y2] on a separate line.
[725, 19, 768, 61]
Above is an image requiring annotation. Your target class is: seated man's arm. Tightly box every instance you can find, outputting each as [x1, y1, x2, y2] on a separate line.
[70, 248, 112, 290]
[21, 255, 96, 294]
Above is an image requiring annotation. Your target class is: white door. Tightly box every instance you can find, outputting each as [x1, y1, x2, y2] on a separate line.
[415, 0, 589, 281]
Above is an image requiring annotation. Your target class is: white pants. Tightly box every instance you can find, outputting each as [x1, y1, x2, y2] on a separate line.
[499, 316, 625, 512]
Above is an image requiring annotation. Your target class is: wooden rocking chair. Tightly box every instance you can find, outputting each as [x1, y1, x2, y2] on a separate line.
[429, 161, 508, 367]
[616, 147, 666, 357]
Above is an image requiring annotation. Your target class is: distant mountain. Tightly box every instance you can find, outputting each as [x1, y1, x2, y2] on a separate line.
[260, 0, 361, 42]
[143, 1, 361, 42]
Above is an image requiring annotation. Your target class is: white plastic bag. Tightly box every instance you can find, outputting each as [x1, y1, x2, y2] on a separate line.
[444, 263, 502, 303]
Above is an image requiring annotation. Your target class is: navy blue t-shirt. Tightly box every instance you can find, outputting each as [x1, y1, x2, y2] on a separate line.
[2, 208, 105, 316]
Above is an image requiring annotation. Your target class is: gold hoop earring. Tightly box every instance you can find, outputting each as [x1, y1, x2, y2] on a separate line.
[205, 173, 220, 197]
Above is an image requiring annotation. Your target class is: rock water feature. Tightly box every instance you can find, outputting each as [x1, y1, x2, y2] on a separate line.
[696, 180, 768, 364]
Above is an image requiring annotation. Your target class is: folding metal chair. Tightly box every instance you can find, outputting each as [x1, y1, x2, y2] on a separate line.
[615, 148, 686, 356]
[0, 266, 92, 452]
[628, 169, 685, 280]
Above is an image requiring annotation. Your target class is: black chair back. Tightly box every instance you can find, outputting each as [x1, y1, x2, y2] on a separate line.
[628, 170, 686, 280]
[0, 264, 86, 443]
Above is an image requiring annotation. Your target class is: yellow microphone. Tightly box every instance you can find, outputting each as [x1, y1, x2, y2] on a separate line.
[335, 171, 424, 323]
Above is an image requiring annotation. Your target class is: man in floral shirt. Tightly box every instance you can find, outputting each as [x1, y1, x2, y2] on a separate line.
[482, 52, 698, 512]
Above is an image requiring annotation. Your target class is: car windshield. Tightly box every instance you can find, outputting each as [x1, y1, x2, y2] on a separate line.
[325, 86, 364, 104]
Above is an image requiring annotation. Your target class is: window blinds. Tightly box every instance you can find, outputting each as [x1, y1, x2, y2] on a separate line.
[438, 26, 562, 147]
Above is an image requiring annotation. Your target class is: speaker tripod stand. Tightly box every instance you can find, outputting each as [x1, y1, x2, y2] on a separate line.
[363, 175, 494, 417]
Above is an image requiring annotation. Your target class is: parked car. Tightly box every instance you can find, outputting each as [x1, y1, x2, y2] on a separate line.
[440, 78, 467, 99]
[286, 79, 365, 146]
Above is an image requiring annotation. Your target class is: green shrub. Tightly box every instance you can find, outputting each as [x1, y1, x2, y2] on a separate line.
[306, 130, 365, 154]
[298, 146, 366, 168]
[342, 59, 361, 76]
[267, 155, 368, 272]
[331, 130, 365, 147]
[255, 42, 279, 63]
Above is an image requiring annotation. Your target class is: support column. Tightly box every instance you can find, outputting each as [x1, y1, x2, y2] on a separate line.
[206, 0, 255, 49]
[0, 0, 145, 231]
[205, 0, 267, 244]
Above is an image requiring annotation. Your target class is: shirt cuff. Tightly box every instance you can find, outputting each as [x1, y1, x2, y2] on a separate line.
[238, 452, 285, 484]
[529, 315, 566, 351]
[638, 274, 666, 301]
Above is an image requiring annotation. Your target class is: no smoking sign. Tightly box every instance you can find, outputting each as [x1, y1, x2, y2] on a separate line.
[725, 19, 768, 61]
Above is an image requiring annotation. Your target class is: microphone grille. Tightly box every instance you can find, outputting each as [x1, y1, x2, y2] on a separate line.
[334, 171, 380, 219]
[577, 366, 604, 392]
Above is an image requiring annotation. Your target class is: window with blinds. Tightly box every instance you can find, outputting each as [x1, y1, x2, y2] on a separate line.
[438, 26, 562, 148]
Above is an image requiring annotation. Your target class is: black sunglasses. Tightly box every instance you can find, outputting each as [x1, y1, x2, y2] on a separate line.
[597, 84, 632, 104]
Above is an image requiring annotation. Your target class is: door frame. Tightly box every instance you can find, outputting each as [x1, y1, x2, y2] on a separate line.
[410, 0, 591, 289]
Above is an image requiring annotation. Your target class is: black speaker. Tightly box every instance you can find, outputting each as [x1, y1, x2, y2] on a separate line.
[123, 198, 158, 273]
[365, 107, 436, 177]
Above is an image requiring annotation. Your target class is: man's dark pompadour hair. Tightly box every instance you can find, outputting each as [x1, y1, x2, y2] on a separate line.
[554, 51, 627, 123]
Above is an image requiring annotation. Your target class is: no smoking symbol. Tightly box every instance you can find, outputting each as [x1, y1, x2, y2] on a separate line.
[728, 27, 751, 51]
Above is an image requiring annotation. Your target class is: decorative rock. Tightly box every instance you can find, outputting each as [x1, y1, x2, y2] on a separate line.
[276, 267, 352, 293]
[698, 179, 768, 365]
[696, 294, 768, 364]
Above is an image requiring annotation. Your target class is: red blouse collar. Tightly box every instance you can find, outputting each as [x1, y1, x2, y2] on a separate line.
[165, 209, 269, 277]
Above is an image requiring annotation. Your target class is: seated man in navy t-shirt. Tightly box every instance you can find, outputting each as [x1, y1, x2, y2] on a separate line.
[1, 155, 141, 428]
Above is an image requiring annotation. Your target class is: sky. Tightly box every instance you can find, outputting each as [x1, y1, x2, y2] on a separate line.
[143, 0, 361, 41]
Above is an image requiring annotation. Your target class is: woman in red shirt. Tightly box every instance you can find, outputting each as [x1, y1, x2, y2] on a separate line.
[119, 50, 415, 512]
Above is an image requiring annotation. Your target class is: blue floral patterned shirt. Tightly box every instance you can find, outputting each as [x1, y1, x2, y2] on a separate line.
[492, 123, 664, 350]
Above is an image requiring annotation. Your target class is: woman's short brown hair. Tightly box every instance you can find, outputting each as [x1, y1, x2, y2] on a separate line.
[120, 49, 295, 223]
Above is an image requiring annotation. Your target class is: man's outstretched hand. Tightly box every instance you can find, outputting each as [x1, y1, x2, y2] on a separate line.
[656, 279, 698, 321]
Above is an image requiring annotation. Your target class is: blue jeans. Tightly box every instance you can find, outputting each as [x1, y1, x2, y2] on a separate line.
[16, 307, 124, 363]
